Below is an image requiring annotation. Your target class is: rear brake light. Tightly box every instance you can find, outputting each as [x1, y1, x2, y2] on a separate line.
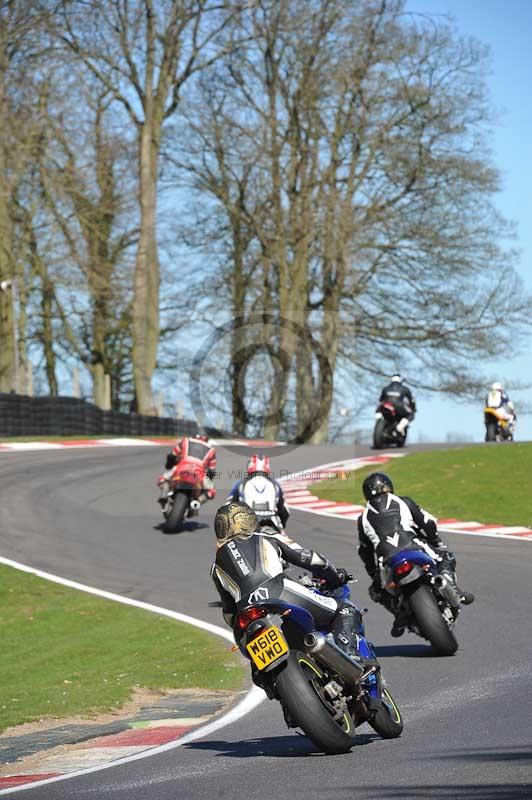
[395, 561, 413, 576]
[236, 607, 267, 630]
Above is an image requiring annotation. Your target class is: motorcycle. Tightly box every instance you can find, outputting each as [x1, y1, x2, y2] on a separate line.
[241, 474, 283, 532]
[234, 576, 403, 754]
[158, 465, 202, 533]
[382, 548, 461, 656]
[373, 402, 407, 449]
[484, 406, 514, 442]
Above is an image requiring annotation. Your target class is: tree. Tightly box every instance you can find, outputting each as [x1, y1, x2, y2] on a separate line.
[54, 0, 243, 414]
[170, 0, 532, 440]
[38, 77, 137, 409]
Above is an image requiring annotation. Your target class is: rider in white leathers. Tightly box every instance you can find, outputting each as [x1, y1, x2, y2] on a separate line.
[226, 454, 289, 532]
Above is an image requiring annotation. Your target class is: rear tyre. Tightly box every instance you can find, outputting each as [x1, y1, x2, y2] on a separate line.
[164, 492, 189, 533]
[275, 651, 355, 754]
[370, 688, 404, 739]
[373, 418, 385, 449]
[408, 584, 458, 656]
[485, 421, 497, 442]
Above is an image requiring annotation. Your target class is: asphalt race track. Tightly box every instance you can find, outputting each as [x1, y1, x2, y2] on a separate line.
[0, 443, 531, 799]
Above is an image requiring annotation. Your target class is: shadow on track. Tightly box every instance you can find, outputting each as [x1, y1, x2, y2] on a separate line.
[433, 746, 532, 764]
[373, 643, 436, 658]
[332, 784, 532, 799]
[185, 733, 377, 759]
[152, 521, 209, 535]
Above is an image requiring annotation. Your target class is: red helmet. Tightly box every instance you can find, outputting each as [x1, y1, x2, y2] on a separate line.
[247, 454, 271, 476]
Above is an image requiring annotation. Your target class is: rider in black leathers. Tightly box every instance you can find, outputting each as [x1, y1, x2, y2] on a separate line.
[211, 501, 367, 665]
[379, 375, 416, 437]
[357, 473, 474, 637]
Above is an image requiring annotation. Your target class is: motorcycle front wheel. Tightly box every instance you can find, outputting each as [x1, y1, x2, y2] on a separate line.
[275, 651, 355, 754]
[408, 584, 458, 656]
[163, 492, 189, 533]
[369, 687, 404, 739]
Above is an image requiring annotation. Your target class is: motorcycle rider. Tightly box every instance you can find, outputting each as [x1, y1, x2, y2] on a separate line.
[158, 434, 217, 510]
[357, 472, 474, 638]
[378, 375, 416, 437]
[485, 382, 516, 435]
[211, 501, 371, 672]
[225, 454, 289, 532]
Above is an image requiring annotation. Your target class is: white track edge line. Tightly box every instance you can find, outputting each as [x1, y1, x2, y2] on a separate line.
[0, 555, 265, 796]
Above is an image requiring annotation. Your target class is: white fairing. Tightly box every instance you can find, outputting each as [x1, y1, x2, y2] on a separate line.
[242, 476, 277, 517]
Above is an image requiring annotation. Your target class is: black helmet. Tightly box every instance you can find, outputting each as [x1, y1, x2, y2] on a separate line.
[362, 472, 394, 500]
[214, 501, 257, 544]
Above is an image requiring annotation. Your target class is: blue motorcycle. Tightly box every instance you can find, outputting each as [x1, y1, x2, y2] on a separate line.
[233, 576, 403, 754]
[383, 548, 461, 656]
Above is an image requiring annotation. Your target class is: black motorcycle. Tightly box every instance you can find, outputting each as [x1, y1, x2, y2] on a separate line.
[373, 402, 406, 449]
[382, 548, 461, 656]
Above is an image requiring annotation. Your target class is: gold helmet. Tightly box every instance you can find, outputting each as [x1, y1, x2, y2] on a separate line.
[214, 502, 258, 545]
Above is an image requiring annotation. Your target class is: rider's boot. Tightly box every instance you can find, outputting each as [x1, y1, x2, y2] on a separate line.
[390, 617, 406, 638]
[332, 605, 373, 666]
[457, 588, 475, 605]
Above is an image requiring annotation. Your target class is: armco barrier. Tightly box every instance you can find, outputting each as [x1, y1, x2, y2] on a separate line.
[0, 393, 199, 438]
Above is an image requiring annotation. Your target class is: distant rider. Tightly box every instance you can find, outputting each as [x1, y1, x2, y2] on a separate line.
[226, 454, 289, 532]
[485, 382, 516, 434]
[378, 375, 416, 437]
[357, 472, 474, 638]
[158, 434, 217, 509]
[211, 501, 370, 671]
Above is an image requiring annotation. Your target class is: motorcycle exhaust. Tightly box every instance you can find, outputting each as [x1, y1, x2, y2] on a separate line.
[189, 499, 201, 511]
[432, 574, 461, 609]
[303, 632, 374, 685]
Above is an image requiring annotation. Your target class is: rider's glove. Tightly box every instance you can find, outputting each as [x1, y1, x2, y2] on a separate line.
[334, 568, 352, 586]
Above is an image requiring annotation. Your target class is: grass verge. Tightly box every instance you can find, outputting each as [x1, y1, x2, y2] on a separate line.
[0, 564, 243, 733]
[309, 444, 532, 528]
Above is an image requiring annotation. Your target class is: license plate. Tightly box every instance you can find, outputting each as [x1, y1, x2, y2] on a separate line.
[246, 625, 288, 670]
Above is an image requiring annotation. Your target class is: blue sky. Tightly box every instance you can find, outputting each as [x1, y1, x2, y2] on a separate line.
[402, 0, 532, 442]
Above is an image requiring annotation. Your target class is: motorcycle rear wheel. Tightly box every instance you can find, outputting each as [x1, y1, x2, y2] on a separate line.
[164, 492, 189, 533]
[485, 421, 497, 442]
[275, 651, 355, 754]
[369, 687, 404, 739]
[373, 418, 386, 449]
[408, 584, 458, 656]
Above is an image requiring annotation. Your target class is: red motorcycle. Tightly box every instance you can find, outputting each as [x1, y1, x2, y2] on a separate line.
[373, 402, 407, 449]
[158, 458, 204, 533]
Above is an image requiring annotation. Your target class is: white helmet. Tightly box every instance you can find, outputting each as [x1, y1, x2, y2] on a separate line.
[391, 374, 402, 383]
[491, 382, 503, 392]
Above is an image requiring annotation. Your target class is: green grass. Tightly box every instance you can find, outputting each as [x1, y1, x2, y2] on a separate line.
[309, 444, 532, 528]
[0, 565, 244, 733]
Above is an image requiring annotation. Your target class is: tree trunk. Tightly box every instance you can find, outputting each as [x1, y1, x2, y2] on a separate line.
[132, 119, 160, 415]
[0, 185, 15, 393]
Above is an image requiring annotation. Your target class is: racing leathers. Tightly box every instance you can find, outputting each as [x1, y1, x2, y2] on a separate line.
[226, 474, 289, 532]
[158, 437, 217, 507]
[485, 388, 516, 433]
[211, 528, 364, 663]
[379, 380, 416, 435]
[357, 492, 471, 632]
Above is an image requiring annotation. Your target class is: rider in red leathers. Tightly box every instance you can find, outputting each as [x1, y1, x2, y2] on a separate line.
[158, 434, 217, 510]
